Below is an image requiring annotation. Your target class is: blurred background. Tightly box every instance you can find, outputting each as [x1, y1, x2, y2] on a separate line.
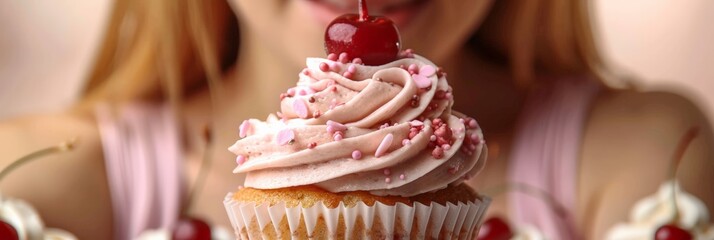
[1, 0, 712, 121]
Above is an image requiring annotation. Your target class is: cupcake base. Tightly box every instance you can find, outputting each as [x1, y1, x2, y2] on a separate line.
[224, 184, 490, 239]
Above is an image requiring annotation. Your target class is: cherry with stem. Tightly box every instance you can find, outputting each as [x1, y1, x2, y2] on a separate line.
[654, 126, 699, 240]
[0, 138, 78, 240]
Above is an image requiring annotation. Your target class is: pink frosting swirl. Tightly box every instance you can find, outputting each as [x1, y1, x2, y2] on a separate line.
[228, 55, 486, 197]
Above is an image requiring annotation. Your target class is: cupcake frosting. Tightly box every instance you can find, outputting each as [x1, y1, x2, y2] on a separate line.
[229, 54, 486, 197]
[606, 180, 714, 239]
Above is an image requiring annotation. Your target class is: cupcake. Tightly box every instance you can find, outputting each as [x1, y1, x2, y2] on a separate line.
[224, 51, 489, 239]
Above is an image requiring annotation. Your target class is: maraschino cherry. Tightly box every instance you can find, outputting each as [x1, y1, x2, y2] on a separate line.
[172, 217, 212, 240]
[0, 139, 77, 240]
[477, 217, 513, 240]
[653, 127, 699, 240]
[324, 0, 401, 65]
[0, 221, 18, 240]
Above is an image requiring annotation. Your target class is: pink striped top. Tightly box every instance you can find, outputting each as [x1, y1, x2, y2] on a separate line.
[95, 103, 184, 240]
[508, 77, 600, 240]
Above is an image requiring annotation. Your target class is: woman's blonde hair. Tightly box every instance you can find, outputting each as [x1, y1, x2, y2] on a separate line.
[81, 0, 619, 106]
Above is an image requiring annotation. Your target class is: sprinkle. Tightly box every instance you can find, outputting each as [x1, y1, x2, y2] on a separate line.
[343, 71, 353, 79]
[327, 53, 338, 61]
[333, 132, 343, 141]
[313, 110, 321, 118]
[347, 64, 356, 73]
[442, 144, 451, 151]
[402, 139, 411, 146]
[239, 120, 251, 138]
[445, 92, 453, 99]
[413, 74, 431, 88]
[352, 58, 363, 64]
[385, 177, 392, 183]
[308, 142, 317, 149]
[352, 150, 362, 160]
[470, 132, 480, 142]
[338, 52, 349, 63]
[432, 147, 444, 159]
[399, 174, 406, 180]
[409, 120, 424, 127]
[287, 88, 296, 95]
[420, 65, 436, 76]
[383, 169, 391, 176]
[319, 62, 330, 72]
[408, 64, 418, 74]
[301, 68, 310, 75]
[326, 120, 347, 133]
[276, 129, 295, 146]
[298, 89, 307, 96]
[430, 135, 437, 141]
[375, 134, 394, 158]
[236, 155, 246, 165]
[328, 62, 339, 71]
[293, 98, 309, 119]
[468, 119, 479, 129]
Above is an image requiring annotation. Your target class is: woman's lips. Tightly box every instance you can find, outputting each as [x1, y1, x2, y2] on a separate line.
[302, 0, 428, 28]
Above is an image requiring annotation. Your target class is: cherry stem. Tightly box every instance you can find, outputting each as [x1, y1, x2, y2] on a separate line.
[358, 0, 369, 21]
[183, 126, 214, 215]
[483, 182, 569, 220]
[669, 126, 700, 223]
[0, 138, 77, 183]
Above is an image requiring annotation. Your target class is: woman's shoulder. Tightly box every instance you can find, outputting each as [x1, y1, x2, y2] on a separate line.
[0, 109, 113, 239]
[579, 89, 714, 239]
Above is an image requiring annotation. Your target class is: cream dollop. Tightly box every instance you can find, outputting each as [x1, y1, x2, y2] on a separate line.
[0, 193, 77, 240]
[606, 180, 714, 239]
[229, 55, 486, 197]
[512, 225, 547, 240]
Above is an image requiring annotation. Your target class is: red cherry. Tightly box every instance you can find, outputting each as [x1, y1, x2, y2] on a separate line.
[655, 224, 693, 240]
[0, 221, 19, 240]
[172, 217, 211, 240]
[477, 217, 514, 240]
[324, 0, 401, 66]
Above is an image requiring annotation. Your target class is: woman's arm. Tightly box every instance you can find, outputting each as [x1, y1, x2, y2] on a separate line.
[580, 90, 714, 239]
[0, 112, 113, 239]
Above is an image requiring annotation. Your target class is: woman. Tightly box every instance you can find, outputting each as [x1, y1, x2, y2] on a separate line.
[0, 0, 711, 239]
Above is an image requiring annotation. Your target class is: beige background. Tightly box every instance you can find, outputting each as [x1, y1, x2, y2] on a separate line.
[1, 0, 712, 120]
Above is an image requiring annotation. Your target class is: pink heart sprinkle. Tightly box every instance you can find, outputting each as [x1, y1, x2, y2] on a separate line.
[293, 98, 309, 119]
[412, 74, 431, 88]
[409, 120, 424, 127]
[375, 133, 394, 158]
[276, 128, 295, 146]
[420, 65, 436, 77]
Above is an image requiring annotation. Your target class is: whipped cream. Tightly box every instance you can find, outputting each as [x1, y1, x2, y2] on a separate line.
[228, 54, 485, 197]
[606, 180, 714, 239]
[0, 193, 77, 240]
[512, 224, 547, 240]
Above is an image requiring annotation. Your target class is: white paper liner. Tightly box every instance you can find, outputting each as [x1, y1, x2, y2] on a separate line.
[223, 193, 490, 240]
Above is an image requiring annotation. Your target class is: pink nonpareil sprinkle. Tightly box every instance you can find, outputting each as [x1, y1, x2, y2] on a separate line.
[408, 64, 418, 74]
[319, 62, 330, 72]
[338, 52, 349, 63]
[239, 120, 251, 138]
[343, 71, 353, 79]
[375, 133, 394, 158]
[235, 155, 246, 165]
[347, 64, 356, 73]
[442, 144, 451, 151]
[276, 128, 295, 146]
[430, 135, 437, 141]
[385, 177, 392, 183]
[352, 58, 363, 64]
[402, 139, 411, 146]
[383, 168, 391, 176]
[327, 53, 338, 61]
[351, 150, 362, 160]
[333, 132, 343, 141]
[399, 174, 405, 180]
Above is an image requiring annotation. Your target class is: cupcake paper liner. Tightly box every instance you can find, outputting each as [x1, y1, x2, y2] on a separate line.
[223, 193, 490, 240]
